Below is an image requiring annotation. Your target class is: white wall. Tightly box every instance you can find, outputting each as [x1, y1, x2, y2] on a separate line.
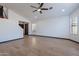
[8, 9, 32, 34]
[0, 19, 23, 42]
[0, 9, 32, 42]
[32, 16, 70, 38]
[70, 8, 79, 42]
[8, 9, 30, 23]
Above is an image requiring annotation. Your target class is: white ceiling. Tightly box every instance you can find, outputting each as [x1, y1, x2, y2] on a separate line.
[0, 3, 79, 22]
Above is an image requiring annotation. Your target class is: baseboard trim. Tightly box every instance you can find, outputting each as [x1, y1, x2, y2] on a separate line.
[67, 39, 79, 44]
[0, 35, 79, 44]
[0, 37, 24, 44]
[29, 34, 79, 44]
[29, 34, 70, 39]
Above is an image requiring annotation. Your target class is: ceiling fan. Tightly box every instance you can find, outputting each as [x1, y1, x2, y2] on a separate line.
[31, 3, 53, 14]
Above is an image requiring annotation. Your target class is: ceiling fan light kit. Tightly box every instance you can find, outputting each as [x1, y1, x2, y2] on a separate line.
[37, 9, 41, 11]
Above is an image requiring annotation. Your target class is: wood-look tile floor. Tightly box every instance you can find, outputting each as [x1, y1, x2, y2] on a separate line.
[0, 36, 79, 56]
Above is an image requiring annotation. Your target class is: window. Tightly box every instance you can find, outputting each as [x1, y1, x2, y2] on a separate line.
[72, 17, 78, 35]
[32, 24, 36, 32]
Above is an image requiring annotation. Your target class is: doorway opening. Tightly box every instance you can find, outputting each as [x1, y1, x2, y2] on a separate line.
[19, 21, 29, 35]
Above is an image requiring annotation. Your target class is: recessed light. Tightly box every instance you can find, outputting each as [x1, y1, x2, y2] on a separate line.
[62, 9, 65, 12]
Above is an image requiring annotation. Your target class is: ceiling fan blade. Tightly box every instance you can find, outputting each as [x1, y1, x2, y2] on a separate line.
[33, 10, 37, 12]
[41, 8, 48, 10]
[31, 5, 37, 9]
[40, 11, 42, 14]
[49, 7, 53, 10]
[39, 3, 44, 8]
